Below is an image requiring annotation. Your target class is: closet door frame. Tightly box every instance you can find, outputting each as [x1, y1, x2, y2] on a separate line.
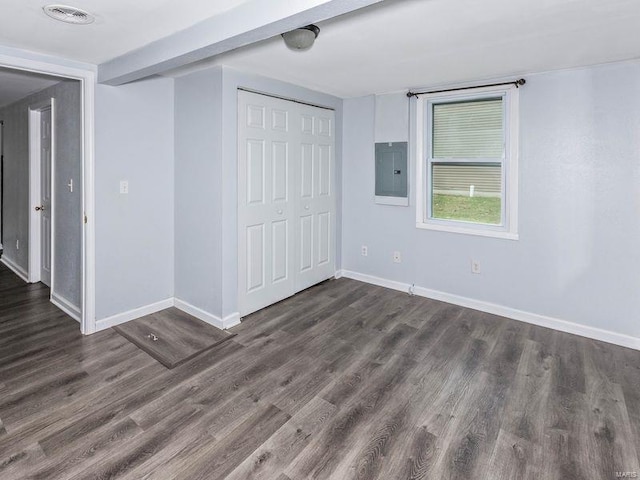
[237, 89, 336, 318]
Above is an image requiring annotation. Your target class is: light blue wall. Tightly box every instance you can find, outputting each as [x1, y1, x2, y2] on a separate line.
[0, 80, 82, 307]
[174, 67, 224, 317]
[374, 92, 409, 143]
[342, 61, 640, 340]
[95, 76, 175, 319]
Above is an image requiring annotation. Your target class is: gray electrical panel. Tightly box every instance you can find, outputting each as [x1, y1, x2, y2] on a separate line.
[375, 142, 408, 205]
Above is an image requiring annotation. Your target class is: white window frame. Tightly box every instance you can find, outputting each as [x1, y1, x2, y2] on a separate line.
[415, 84, 519, 240]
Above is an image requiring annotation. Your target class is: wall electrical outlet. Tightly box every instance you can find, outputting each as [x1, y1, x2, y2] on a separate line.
[119, 180, 129, 194]
[471, 260, 481, 274]
[393, 251, 402, 263]
[361, 245, 368, 257]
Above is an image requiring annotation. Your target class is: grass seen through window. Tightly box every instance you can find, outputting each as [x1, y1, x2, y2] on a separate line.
[432, 194, 501, 225]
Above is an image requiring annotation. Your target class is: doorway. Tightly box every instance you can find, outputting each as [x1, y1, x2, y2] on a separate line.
[237, 90, 336, 316]
[29, 101, 54, 288]
[0, 63, 90, 329]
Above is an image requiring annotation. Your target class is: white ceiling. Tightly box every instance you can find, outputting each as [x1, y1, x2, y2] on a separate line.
[1, 0, 639, 98]
[0, 68, 59, 108]
[0, 0, 250, 64]
[174, 0, 640, 97]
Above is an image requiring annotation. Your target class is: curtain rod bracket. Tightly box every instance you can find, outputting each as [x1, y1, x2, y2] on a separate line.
[407, 78, 526, 98]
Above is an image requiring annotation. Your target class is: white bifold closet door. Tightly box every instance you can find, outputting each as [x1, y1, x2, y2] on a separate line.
[238, 90, 336, 317]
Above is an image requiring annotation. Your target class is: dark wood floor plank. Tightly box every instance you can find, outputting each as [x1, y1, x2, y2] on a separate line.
[225, 396, 337, 480]
[542, 333, 592, 479]
[164, 404, 290, 480]
[338, 379, 428, 480]
[24, 417, 143, 480]
[486, 429, 538, 480]
[429, 370, 510, 479]
[0, 264, 638, 480]
[553, 332, 587, 394]
[401, 302, 464, 361]
[372, 330, 493, 479]
[69, 404, 205, 480]
[499, 339, 553, 445]
[0, 442, 46, 479]
[582, 341, 640, 477]
[285, 353, 418, 479]
[2, 332, 133, 388]
[618, 347, 640, 465]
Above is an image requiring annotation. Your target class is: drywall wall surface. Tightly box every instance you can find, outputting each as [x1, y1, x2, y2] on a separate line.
[0, 97, 30, 272]
[0, 79, 82, 307]
[220, 66, 344, 318]
[342, 94, 417, 281]
[174, 67, 224, 318]
[342, 60, 640, 339]
[374, 92, 409, 143]
[95, 76, 175, 319]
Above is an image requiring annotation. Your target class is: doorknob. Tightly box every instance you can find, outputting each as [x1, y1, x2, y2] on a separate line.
[35, 205, 45, 212]
[277, 209, 283, 215]
[304, 205, 310, 210]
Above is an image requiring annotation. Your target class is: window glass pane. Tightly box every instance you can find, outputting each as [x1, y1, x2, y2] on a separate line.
[433, 98, 503, 158]
[431, 163, 502, 225]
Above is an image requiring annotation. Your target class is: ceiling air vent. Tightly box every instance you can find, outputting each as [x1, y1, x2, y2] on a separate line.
[43, 5, 95, 25]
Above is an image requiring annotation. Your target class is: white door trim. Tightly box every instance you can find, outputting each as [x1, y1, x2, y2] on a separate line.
[0, 54, 96, 335]
[28, 99, 55, 290]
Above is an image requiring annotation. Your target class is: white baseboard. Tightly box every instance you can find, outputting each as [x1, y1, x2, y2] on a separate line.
[51, 293, 81, 323]
[1, 256, 29, 283]
[174, 298, 241, 330]
[222, 312, 242, 329]
[95, 297, 241, 332]
[95, 298, 174, 332]
[339, 269, 640, 351]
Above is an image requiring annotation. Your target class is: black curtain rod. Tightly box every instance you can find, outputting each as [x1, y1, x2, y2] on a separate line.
[407, 78, 526, 98]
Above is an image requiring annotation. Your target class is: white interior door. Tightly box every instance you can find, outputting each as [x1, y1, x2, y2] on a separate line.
[39, 107, 52, 287]
[238, 91, 336, 317]
[295, 106, 336, 291]
[238, 92, 297, 316]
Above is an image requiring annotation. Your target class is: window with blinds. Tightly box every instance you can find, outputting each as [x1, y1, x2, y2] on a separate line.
[432, 98, 504, 159]
[418, 86, 518, 236]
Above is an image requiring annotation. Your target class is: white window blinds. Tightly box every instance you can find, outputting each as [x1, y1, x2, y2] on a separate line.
[432, 98, 504, 158]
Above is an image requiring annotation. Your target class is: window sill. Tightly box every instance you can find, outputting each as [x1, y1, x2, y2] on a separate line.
[416, 222, 519, 240]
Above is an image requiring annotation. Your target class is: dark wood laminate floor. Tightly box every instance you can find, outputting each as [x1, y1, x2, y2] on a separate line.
[0, 264, 639, 479]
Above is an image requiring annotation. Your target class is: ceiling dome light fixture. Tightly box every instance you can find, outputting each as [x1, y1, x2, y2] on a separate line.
[43, 4, 95, 25]
[281, 24, 320, 51]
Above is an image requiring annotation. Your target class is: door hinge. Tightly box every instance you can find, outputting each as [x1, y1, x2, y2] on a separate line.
[84, 214, 87, 224]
